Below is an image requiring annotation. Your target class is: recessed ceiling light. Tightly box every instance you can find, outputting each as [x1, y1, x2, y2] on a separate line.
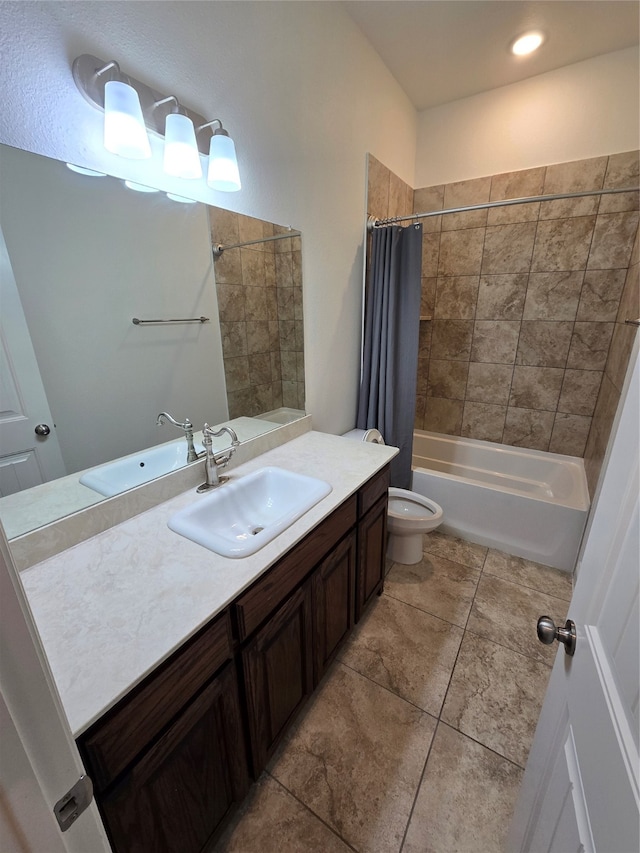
[511, 31, 545, 56]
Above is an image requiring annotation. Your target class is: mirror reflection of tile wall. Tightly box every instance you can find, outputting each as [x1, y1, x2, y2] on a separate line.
[366, 151, 639, 495]
[209, 208, 305, 418]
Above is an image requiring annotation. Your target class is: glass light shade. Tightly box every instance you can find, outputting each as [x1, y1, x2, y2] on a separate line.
[103, 80, 151, 159]
[163, 113, 202, 179]
[207, 133, 241, 192]
[166, 193, 197, 204]
[124, 181, 159, 193]
[66, 163, 107, 177]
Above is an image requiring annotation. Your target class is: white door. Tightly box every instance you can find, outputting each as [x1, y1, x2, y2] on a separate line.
[508, 344, 639, 852]
[0, 226, 67, 495]
[0, 525, 112, 851]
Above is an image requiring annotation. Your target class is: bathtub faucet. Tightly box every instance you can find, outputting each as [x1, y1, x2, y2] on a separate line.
[156, 412, 198, 463]
[197, 424, 240, 492]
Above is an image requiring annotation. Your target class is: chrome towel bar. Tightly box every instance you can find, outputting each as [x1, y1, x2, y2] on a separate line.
[132, 316, 210, 325]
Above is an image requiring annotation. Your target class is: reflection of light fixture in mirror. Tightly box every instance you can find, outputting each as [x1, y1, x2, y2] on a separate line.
[511, 31, 545, 56]
[198, 120, 241, 192]
[166, 193, 198, 203]
[124, 180, 160, 193]
[66, 163, 107, 177]
[104, 79, 151, 160]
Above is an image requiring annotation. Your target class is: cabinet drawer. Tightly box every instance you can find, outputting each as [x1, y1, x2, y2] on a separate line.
[80, 610, 232, 792]
[235, 495, 357, 641]
[358, 464, 390, 516]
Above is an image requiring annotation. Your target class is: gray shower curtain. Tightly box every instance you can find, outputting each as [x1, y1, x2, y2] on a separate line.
[357, 222, 423, 488]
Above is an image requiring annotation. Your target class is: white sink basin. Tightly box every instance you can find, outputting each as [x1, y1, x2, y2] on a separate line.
[79, 440, 204, 497]
[167, 466, 332, 558]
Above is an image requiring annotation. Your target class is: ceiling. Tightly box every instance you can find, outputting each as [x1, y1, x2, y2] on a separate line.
[342, 1, 639, 111]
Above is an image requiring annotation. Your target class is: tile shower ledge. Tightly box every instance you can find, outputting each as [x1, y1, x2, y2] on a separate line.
[21, 431, 397, 738]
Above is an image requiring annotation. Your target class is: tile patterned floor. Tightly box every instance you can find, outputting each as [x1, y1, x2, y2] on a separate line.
[215, 531, 573, 853]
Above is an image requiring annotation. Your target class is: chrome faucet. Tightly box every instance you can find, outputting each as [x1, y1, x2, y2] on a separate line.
[197, 423, 240, 492]
[156, 412, 198, 463]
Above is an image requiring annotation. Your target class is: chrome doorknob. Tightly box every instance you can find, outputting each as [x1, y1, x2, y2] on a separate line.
[34, 423, 51, 436]
[537, 616, 576, 656]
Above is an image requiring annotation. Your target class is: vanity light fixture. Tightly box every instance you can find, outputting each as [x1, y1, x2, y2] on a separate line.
[72, 54, 240, 190]
[124, 180, 160, 193]
[198, 120, 241, 192]
[166, 193, 198, 204]
[511, 31, 545, 56]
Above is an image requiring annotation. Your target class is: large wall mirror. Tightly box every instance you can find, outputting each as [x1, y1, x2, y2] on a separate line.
[0, 143, 305, 539]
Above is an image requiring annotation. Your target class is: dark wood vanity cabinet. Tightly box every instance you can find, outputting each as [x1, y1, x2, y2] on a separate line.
[79, 464, 390, 849]
[77, 611, 249, 853]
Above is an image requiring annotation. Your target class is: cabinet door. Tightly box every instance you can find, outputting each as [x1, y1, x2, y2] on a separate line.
[100, 662, 249, 853]
[312, 530, 356, 684]
[356, 493, 387, 622]
[242, 582, 313, 777]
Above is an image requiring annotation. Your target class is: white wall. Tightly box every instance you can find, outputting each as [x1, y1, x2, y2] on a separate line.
[415, 47, 639, 188]
[0, 0, 417, 435]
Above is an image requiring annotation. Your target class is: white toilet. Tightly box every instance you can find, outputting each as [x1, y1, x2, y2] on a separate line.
[342, 429, 444, 565]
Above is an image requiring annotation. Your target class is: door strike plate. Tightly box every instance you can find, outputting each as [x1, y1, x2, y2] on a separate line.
[53, 774, 93, 831]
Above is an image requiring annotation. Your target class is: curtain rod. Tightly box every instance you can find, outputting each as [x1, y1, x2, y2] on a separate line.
[213, 230, 301, 256]
[368, 185, 638, 229]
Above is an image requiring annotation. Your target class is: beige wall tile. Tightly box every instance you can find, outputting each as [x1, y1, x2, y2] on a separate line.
[220, 321, 248, 358]
[617, 250, 639, 323]
[434, 275, 479, 319]
[209, 206, 239, 245]
[238, 214, 267, 245]
[224, 355, 250, 392]
[503, 407, 554, 451]
[604, 150, 640, 189]
[566, 322, 614, 370]
[275, 252, 293, 287]
[516, 321, 573, 368]
[531, 217, 596, 272]
[438, 229, 484, 275]
[241, 248, 265, 286]
[587, 211, 640, 270]
[414, 184, 444, 213]
[389, 171, 411, 219]
[481, 222, 536, 274]
[248, 353, 273, 386]
[584, 374, 621, 494]
[558, 369, 603, 416]
[509, 366, 564, 411]
[598, 190, 639, 215]
[487, 201, 539, 226]
[444, 176, 492, 208]
[577, 269, 626, 321]
[424, 397, 464, 434]
[476, 274, 528, 320]
[275, 286, 295, 321]
[431, 319, 474, 361]
[523, 271, 583, 320]
[214, 246, 242, 284]
[471, 320, 520, 364]
[538, 195, 599, 220]
[461, 402, 506, 443]
[216, 283, 246, 322]
[490, 167, 545, 201]
[245, 286, 269, 321]
[422, 233, 440, 277]
[466, 363, 513, 406]
[427, 359, 469, 400]
[421, 277, 437, 318]
[543, 156, 607, 194]
[549, 413, 592, 456]
[605, 324, 637, 391]
[414, 394, 426, 429]
[442, 208, 488, 231]
[416, 357, 430, 396]
[247, 320, 271, 354]
[367, 155, 390, 219]
[418, 320, 432, 358]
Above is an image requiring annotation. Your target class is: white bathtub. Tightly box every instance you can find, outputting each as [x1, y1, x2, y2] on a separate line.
[411, 429, 590, 572]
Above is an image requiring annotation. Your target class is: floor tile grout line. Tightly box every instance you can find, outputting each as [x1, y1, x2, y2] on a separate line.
[264, 771, 360, 853]
[480, 567, 573, 603]
[436, 719, 529, 772]
[398, 718, 443, 853]
[337, 658, 442, 720]
[462, 622, 554, 669]
[379, 589, 470, 632]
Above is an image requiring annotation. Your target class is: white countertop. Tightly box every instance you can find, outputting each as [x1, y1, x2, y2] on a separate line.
[21, 431, 396, 737]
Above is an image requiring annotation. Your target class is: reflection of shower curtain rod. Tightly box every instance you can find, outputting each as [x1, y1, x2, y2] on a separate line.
[213, 230, 301, 256]
[368, 185, 638, 229]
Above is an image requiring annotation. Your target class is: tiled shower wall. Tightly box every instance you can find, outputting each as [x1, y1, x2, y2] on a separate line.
[366, 152, 639, 482]
[209, 207, 304, 419]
